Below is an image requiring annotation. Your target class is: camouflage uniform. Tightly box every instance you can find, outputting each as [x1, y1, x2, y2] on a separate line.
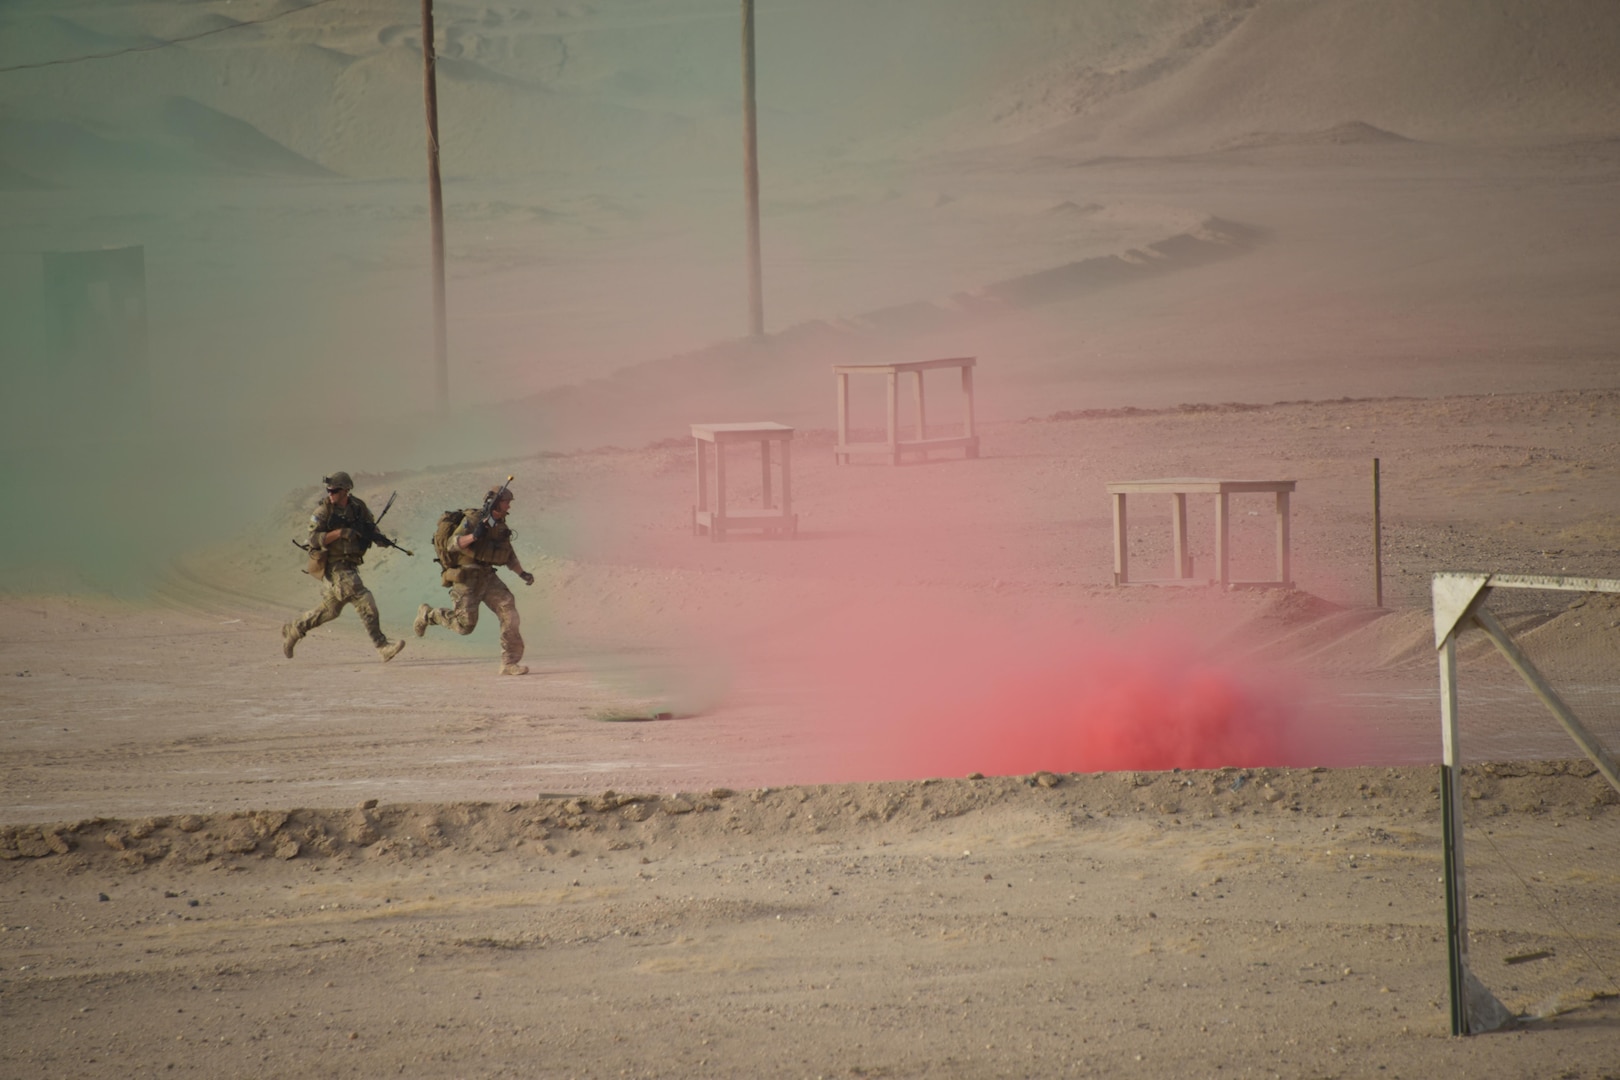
[282, 473, 404, 662]
[417, 508, 526, 671]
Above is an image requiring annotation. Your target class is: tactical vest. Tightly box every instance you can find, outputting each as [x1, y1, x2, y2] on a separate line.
[311, 497, 373, 565]
[459, 509, 514, 568]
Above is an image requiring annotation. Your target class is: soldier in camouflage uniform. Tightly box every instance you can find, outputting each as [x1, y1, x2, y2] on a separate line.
[282, 471, 407, 663]
[415, 486, 535, 675]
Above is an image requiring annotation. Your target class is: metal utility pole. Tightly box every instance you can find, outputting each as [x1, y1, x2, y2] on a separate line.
[741, 0, 764, 338]
[422, 0, 449, 415]
[1372, 457, 1384, 607]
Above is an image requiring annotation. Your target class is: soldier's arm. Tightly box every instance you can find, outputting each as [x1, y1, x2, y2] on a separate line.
[307, 505, 332, 550]
[313, 504, 363, 548]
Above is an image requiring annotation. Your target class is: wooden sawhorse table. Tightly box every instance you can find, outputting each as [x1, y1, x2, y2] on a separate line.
[834, 357, 979, 464]
[1106, 478, 1296, 588]
[691, 422, 797, 541]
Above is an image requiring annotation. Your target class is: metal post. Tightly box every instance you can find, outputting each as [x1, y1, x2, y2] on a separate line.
[422, 0, 449, 416]
[1373, 457, 1384, 607]
[1438, 632, 1468, 1035]
[741, 0, 764, 338]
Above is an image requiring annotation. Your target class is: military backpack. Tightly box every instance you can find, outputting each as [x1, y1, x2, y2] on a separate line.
[432, 509, 466, 573]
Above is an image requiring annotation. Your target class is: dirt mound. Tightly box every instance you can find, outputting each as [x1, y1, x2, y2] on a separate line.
[1218, 121, 1414, 151]
[6, 763, 1613, 874]
[159, 97, 335, 177]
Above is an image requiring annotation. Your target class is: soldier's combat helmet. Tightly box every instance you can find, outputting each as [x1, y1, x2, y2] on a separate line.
[323, 471, 355, 491]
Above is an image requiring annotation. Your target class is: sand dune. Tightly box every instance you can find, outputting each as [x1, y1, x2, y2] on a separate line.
[7, 0, 1620, 184]
[160, 96, 335, 176]
[1013, 0, 1620, 154]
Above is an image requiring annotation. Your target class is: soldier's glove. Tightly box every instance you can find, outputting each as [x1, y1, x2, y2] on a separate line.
[519, 571, 535, 586]
[471, 516, 490, 540]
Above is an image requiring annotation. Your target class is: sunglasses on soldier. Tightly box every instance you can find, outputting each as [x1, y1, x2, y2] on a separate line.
[326, 487, 345, 495]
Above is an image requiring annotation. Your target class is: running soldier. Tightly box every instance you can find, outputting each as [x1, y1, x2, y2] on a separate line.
[415, 484, 534, 675]
[282, 471, 407, 662]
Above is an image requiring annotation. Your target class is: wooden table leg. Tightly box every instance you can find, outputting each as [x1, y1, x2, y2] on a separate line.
[961, 363, 978, 458]
[1112, 491, 1129, 585]
[713, 440, 727, 542]
[693, 436, 707, 536]
[760, 438, 773, 510]
[780, 437, 793, 536]
[1172, 493, 1189, 579]
[835, 372, 849, 464]
[886, 370, 900, 464]
[1276, 489, 1291, 586]
[913, 369, 927, 443]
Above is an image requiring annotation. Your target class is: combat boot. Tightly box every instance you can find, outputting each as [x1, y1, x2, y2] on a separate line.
[379, 640, 406, 663]
[499, 663, 529, 676]
[414, 603, 431, 637]
[281, 623, 301, 658]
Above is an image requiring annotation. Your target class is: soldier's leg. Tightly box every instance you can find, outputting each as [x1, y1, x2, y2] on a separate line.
[284, 573, 347, 657]
[295, 578, 346, 635]
[426, 582, 482, 635]
[484, 577, 526, 672]
[345, 572, 392, 651]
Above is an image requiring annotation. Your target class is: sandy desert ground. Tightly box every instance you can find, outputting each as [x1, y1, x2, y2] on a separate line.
[4, 1, 1620, 1077]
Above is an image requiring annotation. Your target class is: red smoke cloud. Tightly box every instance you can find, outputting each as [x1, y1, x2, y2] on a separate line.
[747, 599, 1336, 783]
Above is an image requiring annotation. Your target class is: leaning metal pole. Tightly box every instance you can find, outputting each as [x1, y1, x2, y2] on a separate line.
[741, 0, 764, 339]
[423, 0, 449, 416]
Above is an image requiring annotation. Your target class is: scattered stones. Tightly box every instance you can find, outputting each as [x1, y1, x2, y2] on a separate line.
[253, 811, 290, 836]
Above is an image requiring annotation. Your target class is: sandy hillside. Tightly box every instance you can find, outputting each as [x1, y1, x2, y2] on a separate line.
[3, 0, 1620, 1076]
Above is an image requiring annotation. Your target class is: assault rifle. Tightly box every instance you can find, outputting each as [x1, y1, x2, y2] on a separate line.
[361, 490, 414, 556]
[470, 474, 515, 539]
[291, 490, 414, 559]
